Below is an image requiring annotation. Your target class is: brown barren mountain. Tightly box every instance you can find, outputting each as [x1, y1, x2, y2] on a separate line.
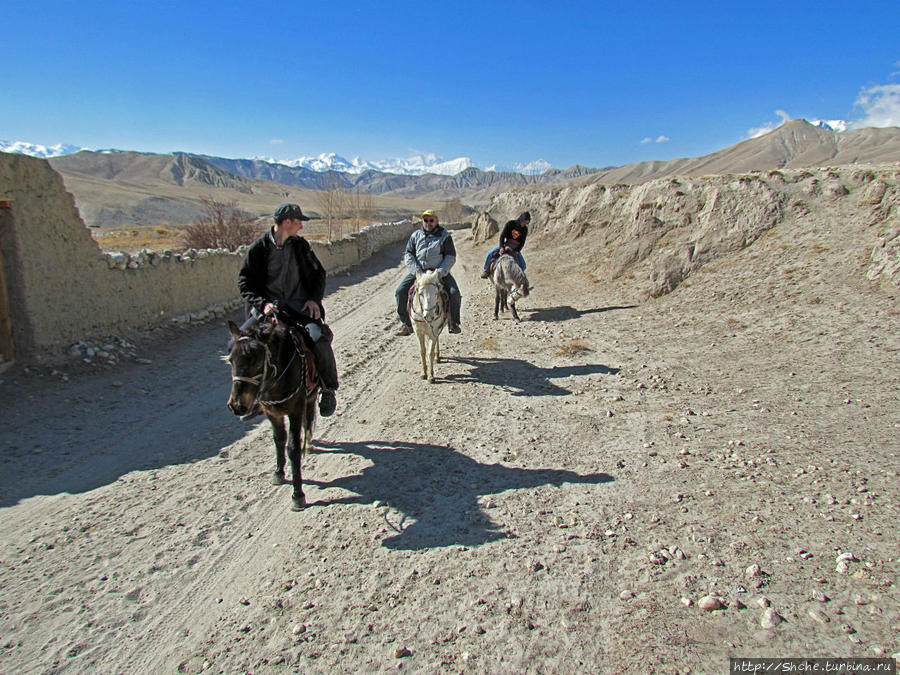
[586, 120, 900, 184]
[41, 120, 900, 230]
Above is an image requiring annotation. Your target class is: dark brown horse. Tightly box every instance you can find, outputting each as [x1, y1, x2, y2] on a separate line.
[226, 319, 319, 510]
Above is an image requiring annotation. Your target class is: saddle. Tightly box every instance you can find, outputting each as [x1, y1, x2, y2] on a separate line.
[487, 246, 516, 275]
[286, 323, 330, 394]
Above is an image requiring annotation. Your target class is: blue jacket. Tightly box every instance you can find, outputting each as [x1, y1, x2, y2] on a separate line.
[404, 225, 456, 277]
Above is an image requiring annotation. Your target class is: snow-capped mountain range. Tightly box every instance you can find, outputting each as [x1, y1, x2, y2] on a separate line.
[0, 140, 552, 176]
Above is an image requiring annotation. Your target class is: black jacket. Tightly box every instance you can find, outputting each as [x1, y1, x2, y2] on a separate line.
[238, 229, 326, 321]
[499, 219, 528, 252]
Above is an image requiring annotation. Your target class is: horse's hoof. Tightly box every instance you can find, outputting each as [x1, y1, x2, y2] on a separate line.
[291, 494, 307, 510]
[421, 374, 427, 380]
[428, 377, 435, 384]
[271, 471, 286, 486]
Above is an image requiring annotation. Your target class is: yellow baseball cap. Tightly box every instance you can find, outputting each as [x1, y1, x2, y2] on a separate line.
[421, 209, 437, 218]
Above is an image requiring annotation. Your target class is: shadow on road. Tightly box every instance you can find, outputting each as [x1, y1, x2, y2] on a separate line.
[325, 240, 407, 295]
[442, 356, 619, 396]
[0, 317, 250, 507]
[308, 440, 614, 550]
[524, 304, 637, 322]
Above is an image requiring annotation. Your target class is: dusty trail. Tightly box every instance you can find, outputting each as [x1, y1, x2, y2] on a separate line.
[1, 228, 898, 673]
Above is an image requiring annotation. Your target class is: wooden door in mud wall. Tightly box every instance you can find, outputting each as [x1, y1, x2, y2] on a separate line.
[0, 201, 14, 362]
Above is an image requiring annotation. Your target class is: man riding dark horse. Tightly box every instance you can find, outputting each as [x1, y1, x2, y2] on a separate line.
[238, 203, 339, 417]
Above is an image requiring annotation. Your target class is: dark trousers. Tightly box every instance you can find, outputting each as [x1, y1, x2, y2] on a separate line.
[312, 338, 339, 391]
[395, 272, 461, 327]
[289, 322, 339, 391]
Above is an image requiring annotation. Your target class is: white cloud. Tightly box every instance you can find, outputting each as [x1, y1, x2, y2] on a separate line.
[269, 138, 284, 145]
[641, 136, 669, 144]
[640, 137, 652, 144]
[747, 109, 792, 139]
[656, 135, 670, 143]
[851, 84, 900, 128]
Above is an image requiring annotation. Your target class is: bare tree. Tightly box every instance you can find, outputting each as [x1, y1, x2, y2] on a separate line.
[182, 198, 261, 250]
[315, 172, 349, 240]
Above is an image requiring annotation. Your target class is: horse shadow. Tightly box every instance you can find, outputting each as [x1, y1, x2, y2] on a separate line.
[443, 356, 619, 396]
[524, 304, 637, 322]
[306, 440, 614, 550]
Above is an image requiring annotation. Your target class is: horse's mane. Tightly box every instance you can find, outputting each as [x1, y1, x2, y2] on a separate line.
[230, 321, 280, 358]
[417, 269, 442, 286]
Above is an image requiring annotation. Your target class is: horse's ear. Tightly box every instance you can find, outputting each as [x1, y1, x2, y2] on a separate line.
[228, 320, 241, 340]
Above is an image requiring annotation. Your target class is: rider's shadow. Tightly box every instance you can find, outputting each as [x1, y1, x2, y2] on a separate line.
[443, 356, 619, 396]
[524, 305, 637, 322]
[307, 440, 614, 551]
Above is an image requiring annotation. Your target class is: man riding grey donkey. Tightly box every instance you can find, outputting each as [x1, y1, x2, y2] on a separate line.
[395, 209, 462, 335]
[238, 203, 339, 417]
[481, 211, 530, 278]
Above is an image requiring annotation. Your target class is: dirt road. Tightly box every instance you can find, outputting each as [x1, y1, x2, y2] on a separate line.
[1, 229, 898, 673]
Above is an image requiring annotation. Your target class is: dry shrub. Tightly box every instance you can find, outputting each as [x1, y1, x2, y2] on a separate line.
[556, 338, 593, 357]
[182, 198, 263, 250]
[480, 336, 499, 352]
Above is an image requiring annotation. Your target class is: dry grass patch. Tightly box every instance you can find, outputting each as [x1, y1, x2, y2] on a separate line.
[556, 338, 593, 357]
[480, 337, 500, 352]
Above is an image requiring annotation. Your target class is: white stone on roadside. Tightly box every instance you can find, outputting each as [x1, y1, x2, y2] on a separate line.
[681, 597, 693, 607]
[808, 609, 830, 625]
[698, 595, 725, 611]
[756, 596, 771, 608]
[811, 589, 829, 602]
[745, 564, 762, 578]
[760, 608, 783, 629]
[292, 624, 307, 635]
[619, 590, 634, 601]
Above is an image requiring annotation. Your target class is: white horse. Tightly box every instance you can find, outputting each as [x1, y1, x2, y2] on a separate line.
[493, 254, 530, 322]
[410, 270, 447, 382]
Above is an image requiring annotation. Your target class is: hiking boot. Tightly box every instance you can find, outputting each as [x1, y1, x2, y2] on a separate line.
[240, 400, 263, 422]
[396, 324, 413, 336]
[319, 390, 337, 417]
[448, 323, 461, 334]
[480, 269, 491, 279]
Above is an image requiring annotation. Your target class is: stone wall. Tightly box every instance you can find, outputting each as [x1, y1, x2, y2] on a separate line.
[0, 153, 417, 359]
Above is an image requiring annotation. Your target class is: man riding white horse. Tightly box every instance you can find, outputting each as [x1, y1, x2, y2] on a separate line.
[395, 209, 462, 336]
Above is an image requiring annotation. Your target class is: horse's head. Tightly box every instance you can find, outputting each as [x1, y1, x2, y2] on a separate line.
[412, 270, 445, 323]
[225, 320, 272, 416]
[511, 274, 530, 300]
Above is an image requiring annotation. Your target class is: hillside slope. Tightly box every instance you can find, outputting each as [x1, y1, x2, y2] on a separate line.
[479, 163, 900, 298]
[35, 121, 900, 228]
[584, 120, 900, 185]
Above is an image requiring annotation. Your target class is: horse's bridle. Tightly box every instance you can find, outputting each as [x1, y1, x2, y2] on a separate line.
[411, 279, 445, 324]
[230, 335, 266, 386]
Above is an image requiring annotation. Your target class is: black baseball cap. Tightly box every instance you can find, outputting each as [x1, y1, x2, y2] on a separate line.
[273, 203, 311, 223]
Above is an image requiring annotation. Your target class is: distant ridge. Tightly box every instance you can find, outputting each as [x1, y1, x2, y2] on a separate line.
[19, 120, 900, 228]
[586, 120, 900, 184]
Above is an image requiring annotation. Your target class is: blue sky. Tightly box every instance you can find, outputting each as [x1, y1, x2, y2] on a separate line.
[2, 1, 899, 169]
